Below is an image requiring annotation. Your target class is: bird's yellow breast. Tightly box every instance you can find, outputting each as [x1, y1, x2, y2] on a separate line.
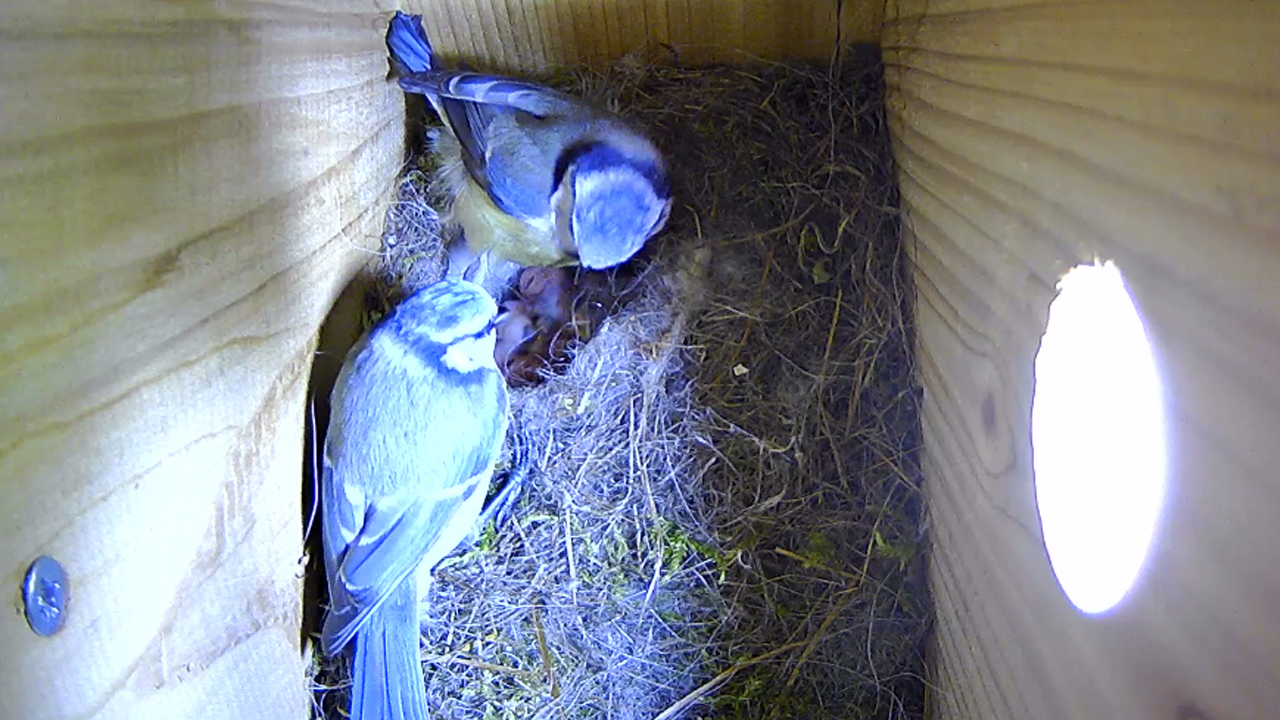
[450, 179, 576, 268]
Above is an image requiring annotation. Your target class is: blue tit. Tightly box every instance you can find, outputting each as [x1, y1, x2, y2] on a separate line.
[320, 277, 509, 720]
[385, 11, 673, 276]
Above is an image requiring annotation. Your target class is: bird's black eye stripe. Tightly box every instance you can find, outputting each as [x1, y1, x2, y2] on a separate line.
[447, 317, 496, 348]
[551, 143, 587, 193]
[554, 141, 671, 201]
[471, 316, 498, 339]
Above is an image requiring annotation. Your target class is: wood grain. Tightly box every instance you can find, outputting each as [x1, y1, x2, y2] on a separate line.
[25, 1, 1276, 718]
[406, 0, 883, 69]
[0, 2, 884, 717]
[0, 3, 403, 719]
[883, 1, 1280, 719]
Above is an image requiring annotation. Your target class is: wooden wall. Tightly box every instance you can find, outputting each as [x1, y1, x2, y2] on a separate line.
[0, 3, 402, 718]
[8, 0, 1275, 719]
[408, 0, 881, 68]
[883, 2, 1280, 719]
[0, 2, 877, 719]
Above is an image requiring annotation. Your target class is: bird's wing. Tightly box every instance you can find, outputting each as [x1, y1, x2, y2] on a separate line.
[319, 345, 507, 656]
[320, 333, 371, 609]
[398, 70, 582, 118]
[400, 71, 588, 220]
[321, 466, 490, 655]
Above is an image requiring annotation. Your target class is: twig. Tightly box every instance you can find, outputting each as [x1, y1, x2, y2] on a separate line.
[784, 588, 855, 689]
[563, 506, 578, 587]
[651, 641, 809, 720]
[773, 547, 865, 585]
[533, 607, 560, 698]
[423, 654, 538, 679]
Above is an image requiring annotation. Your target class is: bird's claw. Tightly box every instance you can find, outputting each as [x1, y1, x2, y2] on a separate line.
[465, 434, 531, 547]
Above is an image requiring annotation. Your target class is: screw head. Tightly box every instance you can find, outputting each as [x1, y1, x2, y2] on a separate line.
[22, 555, 68, 637]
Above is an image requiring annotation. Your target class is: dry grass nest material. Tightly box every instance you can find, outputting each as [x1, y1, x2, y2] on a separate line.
[313, 45, 931, 720]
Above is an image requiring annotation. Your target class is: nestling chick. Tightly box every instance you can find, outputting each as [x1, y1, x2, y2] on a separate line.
[493, 298, 537, 371]
[494, 267, 635, 387]
[385, 11, 673, 284]
[320, 278, 509, 720]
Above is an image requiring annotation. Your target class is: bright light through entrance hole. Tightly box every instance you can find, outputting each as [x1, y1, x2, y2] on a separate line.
[1031, 260, 1167, 615]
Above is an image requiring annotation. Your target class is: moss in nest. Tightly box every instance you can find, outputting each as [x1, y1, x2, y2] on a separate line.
[311, 43, 930, 720]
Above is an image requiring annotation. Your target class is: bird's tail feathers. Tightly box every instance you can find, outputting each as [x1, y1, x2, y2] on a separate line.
[386, 11, 435, 74]
[349, 579, 429, 720]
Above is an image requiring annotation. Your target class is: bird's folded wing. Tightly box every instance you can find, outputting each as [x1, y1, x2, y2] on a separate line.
[406, 73, 574, 223]
[321, 469, 490, 654]
[399, 71, 579, 208]
[398, 70, 581, 118]
[320, 459, 363, 620]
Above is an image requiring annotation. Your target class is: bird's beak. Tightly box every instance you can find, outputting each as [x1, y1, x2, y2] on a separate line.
[462, 253, 485, 282]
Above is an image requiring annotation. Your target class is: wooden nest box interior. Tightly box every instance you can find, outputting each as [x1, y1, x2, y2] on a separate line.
[3, 2, 1279, 719]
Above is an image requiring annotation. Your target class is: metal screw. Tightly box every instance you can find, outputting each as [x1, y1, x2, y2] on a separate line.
[22, 555, 68, 637]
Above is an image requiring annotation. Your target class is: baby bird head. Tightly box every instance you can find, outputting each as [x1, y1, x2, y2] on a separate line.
[384, 278, 500, 374]
[555, 138, 673, 270]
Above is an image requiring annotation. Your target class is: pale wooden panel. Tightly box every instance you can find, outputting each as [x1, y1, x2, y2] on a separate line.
[0, 3, 402, 719]
[883, 1, 1280, 719]
[408, 0, 884, 69]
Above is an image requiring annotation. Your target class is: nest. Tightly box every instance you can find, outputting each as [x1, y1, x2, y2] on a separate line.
[312, 44, 930, 720]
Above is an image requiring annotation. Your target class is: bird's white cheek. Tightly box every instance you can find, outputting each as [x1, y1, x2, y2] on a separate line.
[443, 333, 499, 373]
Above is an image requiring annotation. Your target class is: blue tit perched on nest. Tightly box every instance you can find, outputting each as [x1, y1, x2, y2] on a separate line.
[319, 278, 509, 720]
[385, 11, 673, 283]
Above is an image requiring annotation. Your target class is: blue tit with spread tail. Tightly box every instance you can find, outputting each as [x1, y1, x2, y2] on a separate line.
[320, 277, 509, 720]
[385, 11, 673, 280]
